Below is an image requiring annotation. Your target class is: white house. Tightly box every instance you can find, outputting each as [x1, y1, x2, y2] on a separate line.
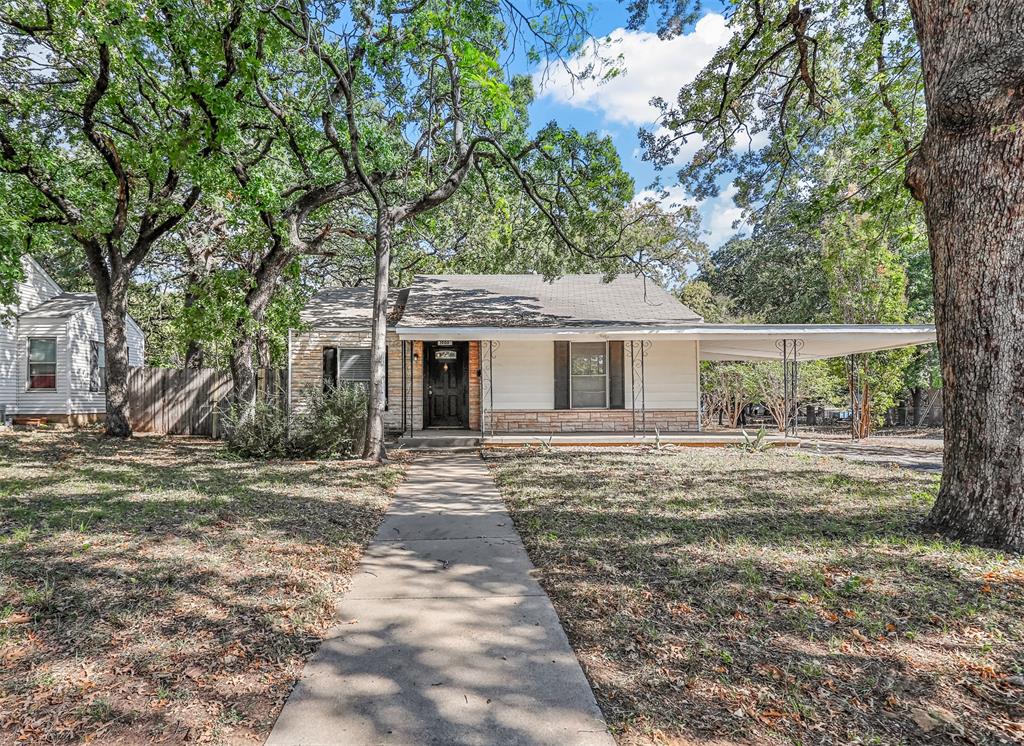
[0, 256, 145, 424]
[288, 274, 936, 438]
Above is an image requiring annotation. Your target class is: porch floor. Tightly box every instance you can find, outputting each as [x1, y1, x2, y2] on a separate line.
[395, 429, 799, 449]
[482, 430, 799, 447]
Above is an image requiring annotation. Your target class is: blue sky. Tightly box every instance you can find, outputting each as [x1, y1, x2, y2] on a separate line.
[516, 1, 747, 251]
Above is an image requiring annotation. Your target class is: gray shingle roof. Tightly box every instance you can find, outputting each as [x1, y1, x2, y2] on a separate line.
[396, 274, 701, 328]
[300, 287, 407, 328]
[18, 292, 96, 319]
[301, 275, 700, 329]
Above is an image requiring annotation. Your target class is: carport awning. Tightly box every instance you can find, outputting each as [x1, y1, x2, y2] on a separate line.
[678, 324, 937, 361]
[395, 323, 936, 361]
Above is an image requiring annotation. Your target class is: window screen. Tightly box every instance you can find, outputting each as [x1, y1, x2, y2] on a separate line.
[323, 346, 385, 407]
[570, 342, 607, 408]
[322, 347, 338, 392]
[338, 348, 371, 384]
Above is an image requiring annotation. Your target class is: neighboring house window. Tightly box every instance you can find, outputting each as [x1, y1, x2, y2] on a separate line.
[570, 342, 607, 408]
[28, 338, 57, 390]
[90, 341, 106, 392]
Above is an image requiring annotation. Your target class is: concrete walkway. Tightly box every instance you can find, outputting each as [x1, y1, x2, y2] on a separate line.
[800, 439, 943, 473]
[266, 454, 613, 746]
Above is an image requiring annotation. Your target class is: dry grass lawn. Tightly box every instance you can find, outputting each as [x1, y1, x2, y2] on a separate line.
[485, 447, 1023, 745]
[0, 430, 403, 745]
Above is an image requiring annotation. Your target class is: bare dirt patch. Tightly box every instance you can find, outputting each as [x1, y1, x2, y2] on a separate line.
[485, 447, 1023, 745]
[0, 430, 404, 744]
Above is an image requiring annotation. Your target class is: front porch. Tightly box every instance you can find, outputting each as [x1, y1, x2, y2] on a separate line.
[393, 335, 702, 438]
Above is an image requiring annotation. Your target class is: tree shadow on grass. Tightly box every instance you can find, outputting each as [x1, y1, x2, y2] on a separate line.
[485, 449, 1023, 746]
[0, 430, 402, 744]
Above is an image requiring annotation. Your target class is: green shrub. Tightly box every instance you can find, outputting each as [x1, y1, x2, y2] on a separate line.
[224, 400, 291, 458]
[290, 384, 368, 458]
[224, 384, 368, 460]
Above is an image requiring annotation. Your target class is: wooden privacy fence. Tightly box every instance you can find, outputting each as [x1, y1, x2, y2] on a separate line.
[128, 367, 232, 436]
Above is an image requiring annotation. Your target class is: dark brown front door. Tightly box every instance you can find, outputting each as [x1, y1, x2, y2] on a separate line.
[425, 341, 468, 428]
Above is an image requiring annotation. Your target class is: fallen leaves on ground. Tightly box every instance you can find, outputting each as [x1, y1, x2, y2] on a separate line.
[485, 447, 1023, 745]
[0, 430, 404, 744]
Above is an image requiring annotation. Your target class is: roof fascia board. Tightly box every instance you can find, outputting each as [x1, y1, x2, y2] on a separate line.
[395, 323, 936, 340]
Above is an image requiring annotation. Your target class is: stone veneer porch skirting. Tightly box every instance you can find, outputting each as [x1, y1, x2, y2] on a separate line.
[485, 409, 700, 433]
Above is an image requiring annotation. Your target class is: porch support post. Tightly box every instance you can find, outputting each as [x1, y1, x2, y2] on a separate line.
[630, 341, 636, 436]
[403, 341, 411, 440]
[847, 354, 862, 441]
[696, 340, 702, 433]
[790, 341, 801, 437]
[399, 339, 403, 435]
[481, 340, 499, 437]
[775, 338, 804, 437]
[630, 340, 651, 434]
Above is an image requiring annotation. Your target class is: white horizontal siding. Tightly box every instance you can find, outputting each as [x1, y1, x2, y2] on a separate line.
[491, 341, 554, 409]
[639, 340, 698, 409]
[66, 305, 145, 414]
[66, 305, 105, 413]
[1, 257, 61, 414]
[3, 257, 146, 417]
[127, 315, 145, 366]
[488, 339, 698, 411]
[15, 318, 70, 415]
[15, 256, 61, 314]
[0, 324, 16, 413]
[13, 304, 145, 416]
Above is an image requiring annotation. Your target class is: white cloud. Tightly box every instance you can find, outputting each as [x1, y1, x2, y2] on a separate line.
[702, 183, 748, 249]
[632, 184, 696, 211]
[633, 182, 746, 251]
[534, 14, 731, 126]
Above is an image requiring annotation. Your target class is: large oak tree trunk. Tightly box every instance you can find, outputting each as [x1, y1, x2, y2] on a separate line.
[85, 253, 134, 438]
[99, 294, 132, 437]
[362, 212, 392, 462]
[907, 0, 1024, 550]
[229, 242, 293, 425]
[230, 294, 274, 423]
[229, 332, 258, 421]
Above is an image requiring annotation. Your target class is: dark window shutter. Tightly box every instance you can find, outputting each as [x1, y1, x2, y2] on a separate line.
[554, 341, 570, 410]
[608, 341, 625, 409]
[323, 347, 338, 392]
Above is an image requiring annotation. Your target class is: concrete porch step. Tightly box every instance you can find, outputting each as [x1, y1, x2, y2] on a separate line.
[395, 432, 482, 450]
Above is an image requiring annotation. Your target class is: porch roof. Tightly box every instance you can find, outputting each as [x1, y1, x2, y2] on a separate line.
[393, 323, 936, 361]
[18, 292, 96, 320]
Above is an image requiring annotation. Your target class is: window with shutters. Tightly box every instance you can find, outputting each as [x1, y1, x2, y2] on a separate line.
[28, 338, 57, 390]
[90, 341, 106, 392]
[338, 348, 372, 386]
[322, 346, 387, 408]
[570, 341, 607, 408]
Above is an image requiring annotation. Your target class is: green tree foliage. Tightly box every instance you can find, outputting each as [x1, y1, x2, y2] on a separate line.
[255, 0, 649, 459]
[822, 206, 914, 435]
[630, 0, 938, 435]
[0, 0, 259, 433]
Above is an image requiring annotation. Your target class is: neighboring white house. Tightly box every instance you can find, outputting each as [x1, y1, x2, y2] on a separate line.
[0, 255, 145, 424]
[288, 274, 936, 437]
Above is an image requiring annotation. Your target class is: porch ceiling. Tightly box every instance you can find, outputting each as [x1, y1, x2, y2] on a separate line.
[394, 323, 936, 361]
